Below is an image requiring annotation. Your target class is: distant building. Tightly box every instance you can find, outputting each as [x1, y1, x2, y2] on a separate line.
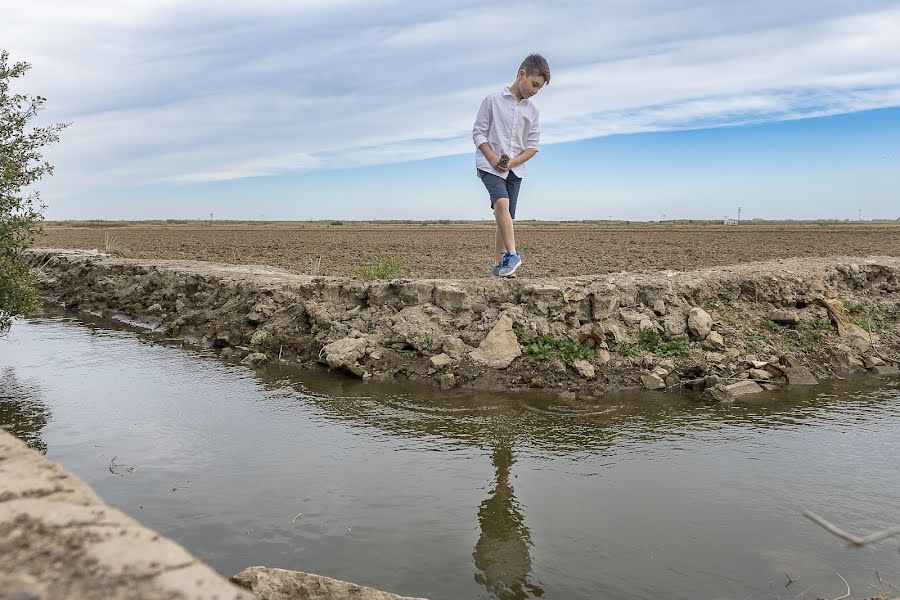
[723, 218, 738, 226]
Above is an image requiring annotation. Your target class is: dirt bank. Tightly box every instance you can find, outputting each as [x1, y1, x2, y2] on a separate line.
[0, 428, 428, 600]
[36, 221, 900, 279]
[0, 429, 254, 600]
[26, 249, 900, 401]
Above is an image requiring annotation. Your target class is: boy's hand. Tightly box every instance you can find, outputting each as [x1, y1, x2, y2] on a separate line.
[491, 153, 510, 171]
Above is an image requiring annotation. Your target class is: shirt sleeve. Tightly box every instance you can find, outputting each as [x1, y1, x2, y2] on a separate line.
[526, 110, 540, 152]
[472, 96, 491, 148]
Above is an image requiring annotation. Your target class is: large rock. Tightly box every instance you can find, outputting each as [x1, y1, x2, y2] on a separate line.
[702, 331, 726, 351]
[686, 307, 713, 339]
[469, 314, 521, 368]
[250, 329, 271, 346]
[387, 305, 446, 352]
[523, 284, 566, 313]
[706, 380, 764, 402]
[662, 314, 686, 338]
[641, 372, 665, 390]
[232, 566, 427, 600]
[248, 301, 277, 325]
[399, 281, 436, 305]
[768, 310, 799, 326]
[323, 336, 368, 376]
[440, 335, 469, 360]
[571, 359, 595, 379]
[870, 364, 900, 376]
[619, 308, 645, 326]
[429, 353, 453, 368]
[590, 289, 619, 319]
[433, 285, 470, 311]
[783, 366, 818, 385]
[242, 352, 269, 366]
[748, 368, 771, 380]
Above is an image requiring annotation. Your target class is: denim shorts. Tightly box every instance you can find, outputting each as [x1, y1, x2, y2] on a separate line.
[477, 169, 521, 219]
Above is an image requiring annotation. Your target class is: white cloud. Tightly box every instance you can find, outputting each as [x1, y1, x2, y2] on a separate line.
[4, 0, 900, 194]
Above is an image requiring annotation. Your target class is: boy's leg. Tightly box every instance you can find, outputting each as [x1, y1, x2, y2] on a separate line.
[495, 227, 507, 265]
[496, 174, 522, 276]
[493, 197, 516, 259]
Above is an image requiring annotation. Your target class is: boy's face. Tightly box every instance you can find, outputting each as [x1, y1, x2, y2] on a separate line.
[516, 69, 546, 98]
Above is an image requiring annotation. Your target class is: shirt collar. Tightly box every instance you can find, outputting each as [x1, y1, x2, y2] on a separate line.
[502, 86, 528, 104]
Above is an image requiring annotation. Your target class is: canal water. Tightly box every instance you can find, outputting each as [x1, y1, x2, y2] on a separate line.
[2, 307, 900, 600]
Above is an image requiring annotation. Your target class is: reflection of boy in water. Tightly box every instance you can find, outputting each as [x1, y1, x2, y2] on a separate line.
[473, 426, 544, 599]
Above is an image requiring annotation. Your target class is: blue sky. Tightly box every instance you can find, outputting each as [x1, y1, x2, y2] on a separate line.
[4, 1, 900, 220]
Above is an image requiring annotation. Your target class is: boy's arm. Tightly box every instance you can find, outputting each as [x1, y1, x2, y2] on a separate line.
[509, 148, 536, 168]
[478, 143, 501, 167]
[511, 112, 540, 168]
[473, 97, 499, 165]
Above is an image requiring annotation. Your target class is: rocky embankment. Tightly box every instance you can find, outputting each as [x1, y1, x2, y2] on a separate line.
[27, 249, 900, 401]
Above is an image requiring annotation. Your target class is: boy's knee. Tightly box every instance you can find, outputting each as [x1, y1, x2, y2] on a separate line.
[493, 197, 510, 212]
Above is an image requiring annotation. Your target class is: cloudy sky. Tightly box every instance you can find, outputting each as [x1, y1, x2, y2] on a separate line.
[4, 1, 900, 220]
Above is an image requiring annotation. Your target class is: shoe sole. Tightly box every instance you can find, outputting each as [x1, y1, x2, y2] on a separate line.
[499, 260, 521, 277]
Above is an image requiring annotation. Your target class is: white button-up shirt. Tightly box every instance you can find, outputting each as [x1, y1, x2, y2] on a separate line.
[472, 87, 540, 179]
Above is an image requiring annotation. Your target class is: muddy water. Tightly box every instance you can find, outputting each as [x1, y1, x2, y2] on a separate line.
[2, 308, 900, 600]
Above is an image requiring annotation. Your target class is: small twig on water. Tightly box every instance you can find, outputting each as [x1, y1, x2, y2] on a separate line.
[803, 510, 900, 548]
[785, 572, 795, 587]
[108, 455, 136, 475]
[830, 570, 850, 600]
[292, 512, 303, 525]
[278, 345, 283, 361]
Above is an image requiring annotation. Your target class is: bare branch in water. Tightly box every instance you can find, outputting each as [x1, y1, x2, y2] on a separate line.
[829, 570, 850, 600]
[803, 510, 900, 548]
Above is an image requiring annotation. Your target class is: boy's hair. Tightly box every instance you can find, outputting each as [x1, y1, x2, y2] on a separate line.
[519, 54, 550, 84]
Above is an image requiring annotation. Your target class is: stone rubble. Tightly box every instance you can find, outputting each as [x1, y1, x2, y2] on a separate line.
[26, 249, 900, 402]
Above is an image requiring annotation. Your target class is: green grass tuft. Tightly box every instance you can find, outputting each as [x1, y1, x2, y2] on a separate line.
[357, 256, 405, 280]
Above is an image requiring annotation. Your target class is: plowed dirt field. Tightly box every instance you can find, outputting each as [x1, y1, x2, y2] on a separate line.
[36, 221, 900, 279]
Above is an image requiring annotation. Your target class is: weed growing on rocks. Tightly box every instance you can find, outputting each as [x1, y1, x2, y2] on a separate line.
[810, 319, 832, 331]
[522, 335, 555, 362]
[703, 296, 732, 314]
[558, 340, 596, 364]
[638, 328, 691, 358]
[515, 328, 596, 364]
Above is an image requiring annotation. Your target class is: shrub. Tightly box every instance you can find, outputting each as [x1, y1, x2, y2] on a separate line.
[1, 51, 68, 334]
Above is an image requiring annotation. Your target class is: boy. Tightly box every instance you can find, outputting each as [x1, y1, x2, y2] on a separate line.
[472, 53, 549, 277]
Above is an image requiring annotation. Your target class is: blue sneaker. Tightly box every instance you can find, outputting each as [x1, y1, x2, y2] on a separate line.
[498, 252, 521, 277]
[490, 263, 502, 277]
